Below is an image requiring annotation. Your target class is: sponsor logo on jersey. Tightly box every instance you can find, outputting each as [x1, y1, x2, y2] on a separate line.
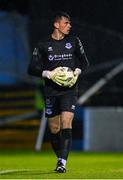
[48, 47, 53, 51]
[48, 54, 72, 61]
[65, 43, 72, 49]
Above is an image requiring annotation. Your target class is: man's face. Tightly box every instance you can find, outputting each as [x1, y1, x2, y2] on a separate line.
[54, 16, 71, 35]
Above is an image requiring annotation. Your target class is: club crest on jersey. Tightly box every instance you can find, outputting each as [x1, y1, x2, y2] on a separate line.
[48, 46, 53, 51]
[45, 108, 52, 115]
[48, 55, 54, 61]
[65, 43, 72, 49]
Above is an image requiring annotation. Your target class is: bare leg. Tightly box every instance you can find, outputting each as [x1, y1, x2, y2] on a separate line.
[48, 115, 61, 159]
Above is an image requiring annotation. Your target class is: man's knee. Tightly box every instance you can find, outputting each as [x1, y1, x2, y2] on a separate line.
[48, 116, 60, 134]
[49, 124, 60, 134]
[61, 112, 74, 129]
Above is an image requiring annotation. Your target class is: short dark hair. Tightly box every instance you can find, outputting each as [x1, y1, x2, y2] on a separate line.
[53, 11, 70, 23]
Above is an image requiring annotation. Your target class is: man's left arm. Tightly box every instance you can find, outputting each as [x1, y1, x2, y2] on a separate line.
[75, 37, 90, 74]
[64, 37, 89, 88]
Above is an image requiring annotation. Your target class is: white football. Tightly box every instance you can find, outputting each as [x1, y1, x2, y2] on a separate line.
[60, 67, 74, 84]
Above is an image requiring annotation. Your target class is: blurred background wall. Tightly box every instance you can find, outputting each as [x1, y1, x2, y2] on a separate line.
[0, 0, 123, 151]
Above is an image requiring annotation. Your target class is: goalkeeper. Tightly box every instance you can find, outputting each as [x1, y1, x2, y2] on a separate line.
[28, 11, 89, 173]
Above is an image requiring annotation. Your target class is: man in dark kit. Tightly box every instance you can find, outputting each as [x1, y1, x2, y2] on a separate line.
[28, 11, 89, 173]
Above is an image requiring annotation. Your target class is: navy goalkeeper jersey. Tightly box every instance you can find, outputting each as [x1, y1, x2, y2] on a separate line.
[28, 35, 89, 96]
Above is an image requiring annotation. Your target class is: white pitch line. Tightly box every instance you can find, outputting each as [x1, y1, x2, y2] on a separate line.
[0, 169, 25, 175]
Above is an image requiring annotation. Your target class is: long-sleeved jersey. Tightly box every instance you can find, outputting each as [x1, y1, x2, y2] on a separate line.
[28, 35, 89, 96]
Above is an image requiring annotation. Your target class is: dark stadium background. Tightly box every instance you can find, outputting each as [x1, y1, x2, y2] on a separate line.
[0, 0, 123, 150]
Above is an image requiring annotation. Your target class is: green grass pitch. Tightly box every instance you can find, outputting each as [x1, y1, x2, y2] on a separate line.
[0, 150, 123, 179]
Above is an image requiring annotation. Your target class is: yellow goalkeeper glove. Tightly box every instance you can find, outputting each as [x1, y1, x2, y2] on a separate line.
[42, 67, 67, 86]
[67, 68, 81, 87]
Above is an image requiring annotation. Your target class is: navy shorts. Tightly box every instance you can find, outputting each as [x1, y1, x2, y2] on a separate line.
[44, 93, 77, 118]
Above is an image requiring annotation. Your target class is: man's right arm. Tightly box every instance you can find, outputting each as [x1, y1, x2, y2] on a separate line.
[27, 45, 67, 86]
[27, 45, 43, 77]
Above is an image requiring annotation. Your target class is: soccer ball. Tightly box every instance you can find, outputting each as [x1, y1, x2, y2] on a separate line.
[60, 67, 74, 86]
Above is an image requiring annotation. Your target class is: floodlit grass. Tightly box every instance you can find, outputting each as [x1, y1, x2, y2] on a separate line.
[0, 150, 123, 179]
